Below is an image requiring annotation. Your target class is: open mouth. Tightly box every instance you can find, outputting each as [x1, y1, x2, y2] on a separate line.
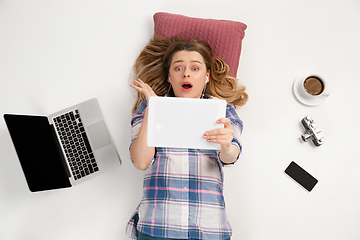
[181, 82, 193, 91]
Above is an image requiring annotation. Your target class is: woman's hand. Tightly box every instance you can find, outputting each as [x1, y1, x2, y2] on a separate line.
[130, 79, 157, 101]
[204, 118, 233, 153]
[204, 117, 239, 164]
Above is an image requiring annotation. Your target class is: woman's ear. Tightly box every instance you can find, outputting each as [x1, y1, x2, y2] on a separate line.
[206, 71, 210, 83]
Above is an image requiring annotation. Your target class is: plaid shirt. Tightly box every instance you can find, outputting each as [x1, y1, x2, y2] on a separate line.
[126, 98, 243, 240]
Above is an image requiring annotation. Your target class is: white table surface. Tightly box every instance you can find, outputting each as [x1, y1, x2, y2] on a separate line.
[1, 0, 360, 239]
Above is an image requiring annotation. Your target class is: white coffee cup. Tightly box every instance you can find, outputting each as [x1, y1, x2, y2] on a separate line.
[298, 73, 330, 98]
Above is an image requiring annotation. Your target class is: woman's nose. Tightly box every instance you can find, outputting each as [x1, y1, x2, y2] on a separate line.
[183, 68, 190, 78]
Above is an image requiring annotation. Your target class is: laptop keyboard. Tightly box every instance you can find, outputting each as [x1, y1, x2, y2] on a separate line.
[53, 109, 99, 180]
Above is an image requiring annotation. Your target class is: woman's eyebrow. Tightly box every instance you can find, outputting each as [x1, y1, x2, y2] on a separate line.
[172, 60, 203, 65]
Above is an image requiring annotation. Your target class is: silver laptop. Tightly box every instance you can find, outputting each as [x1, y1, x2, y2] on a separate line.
[147, 96, 227, 150]
[4, 98, 121, 192]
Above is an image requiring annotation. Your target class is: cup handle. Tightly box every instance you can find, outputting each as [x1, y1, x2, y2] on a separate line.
[323, 91, 330, 97]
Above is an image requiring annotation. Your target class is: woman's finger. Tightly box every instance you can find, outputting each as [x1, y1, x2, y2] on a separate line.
[216, 117, 232, 129]
[131, 79, 157, 100]
[203, 117, 233, 148]
[204, 128, 232, 138]
[204, 118, 233, 137]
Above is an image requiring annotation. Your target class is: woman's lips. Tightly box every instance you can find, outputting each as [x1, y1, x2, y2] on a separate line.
[181, 82, 193, 92]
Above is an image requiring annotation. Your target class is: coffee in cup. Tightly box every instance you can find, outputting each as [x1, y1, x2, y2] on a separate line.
[299, 73, 330, 98]
[293, 72, 330, 106]
[303, 76, 324, 96]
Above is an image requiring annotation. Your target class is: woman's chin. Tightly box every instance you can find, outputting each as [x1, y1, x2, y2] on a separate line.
[173, 88, 202, 98]
[174, 92, 201, 98]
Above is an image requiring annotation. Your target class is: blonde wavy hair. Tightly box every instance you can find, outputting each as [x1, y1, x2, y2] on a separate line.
[131, 35, 248, 114]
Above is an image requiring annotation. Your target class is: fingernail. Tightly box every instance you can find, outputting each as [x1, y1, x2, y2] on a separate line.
[216, 120, 220, 124]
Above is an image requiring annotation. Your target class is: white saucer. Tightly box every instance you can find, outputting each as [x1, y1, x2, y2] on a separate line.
[293, 75, 327, 106]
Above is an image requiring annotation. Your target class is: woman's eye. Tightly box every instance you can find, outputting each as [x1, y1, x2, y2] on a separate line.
[193, 67, 199, 71]
[175, 67, 182, 71]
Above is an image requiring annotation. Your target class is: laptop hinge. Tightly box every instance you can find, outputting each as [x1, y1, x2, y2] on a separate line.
[50, 124, 71, 178]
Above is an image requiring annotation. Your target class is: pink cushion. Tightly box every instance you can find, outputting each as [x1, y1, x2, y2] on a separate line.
[153, 12, 247, 77]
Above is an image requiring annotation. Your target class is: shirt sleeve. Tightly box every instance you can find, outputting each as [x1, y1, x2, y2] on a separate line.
[223, 103, 243, 165]
[129, 100, 148, 158]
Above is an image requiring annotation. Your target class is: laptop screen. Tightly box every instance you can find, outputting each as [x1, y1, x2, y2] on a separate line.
[4, 114, 71, 192]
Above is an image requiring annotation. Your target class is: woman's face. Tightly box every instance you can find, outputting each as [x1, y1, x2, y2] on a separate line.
[168, 50, 209, 98]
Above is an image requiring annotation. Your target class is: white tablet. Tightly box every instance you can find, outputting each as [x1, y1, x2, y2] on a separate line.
[147, 96, 227, 150]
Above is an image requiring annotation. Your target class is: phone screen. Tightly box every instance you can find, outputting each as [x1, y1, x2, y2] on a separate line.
[285, 161, 318, 191]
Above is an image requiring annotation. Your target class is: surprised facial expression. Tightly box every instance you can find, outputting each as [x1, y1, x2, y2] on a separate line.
[168, 50, 209, 98]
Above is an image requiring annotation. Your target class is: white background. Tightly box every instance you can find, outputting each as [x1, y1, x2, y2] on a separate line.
[1, 0, 360, 239]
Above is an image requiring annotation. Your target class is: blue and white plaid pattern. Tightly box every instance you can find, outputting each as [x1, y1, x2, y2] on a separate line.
[126, 99, 243, 240]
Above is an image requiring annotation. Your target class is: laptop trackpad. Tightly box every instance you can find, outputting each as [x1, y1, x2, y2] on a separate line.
[87, 121, 111, 150]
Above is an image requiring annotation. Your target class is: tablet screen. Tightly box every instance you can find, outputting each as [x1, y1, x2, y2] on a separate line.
[147, 96, 227, 150]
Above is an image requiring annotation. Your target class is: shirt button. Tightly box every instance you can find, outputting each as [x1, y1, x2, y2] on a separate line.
[184, 187, 188, 190]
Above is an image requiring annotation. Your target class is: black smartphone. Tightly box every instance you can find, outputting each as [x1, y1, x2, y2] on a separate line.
[285, 161, 318, 192]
